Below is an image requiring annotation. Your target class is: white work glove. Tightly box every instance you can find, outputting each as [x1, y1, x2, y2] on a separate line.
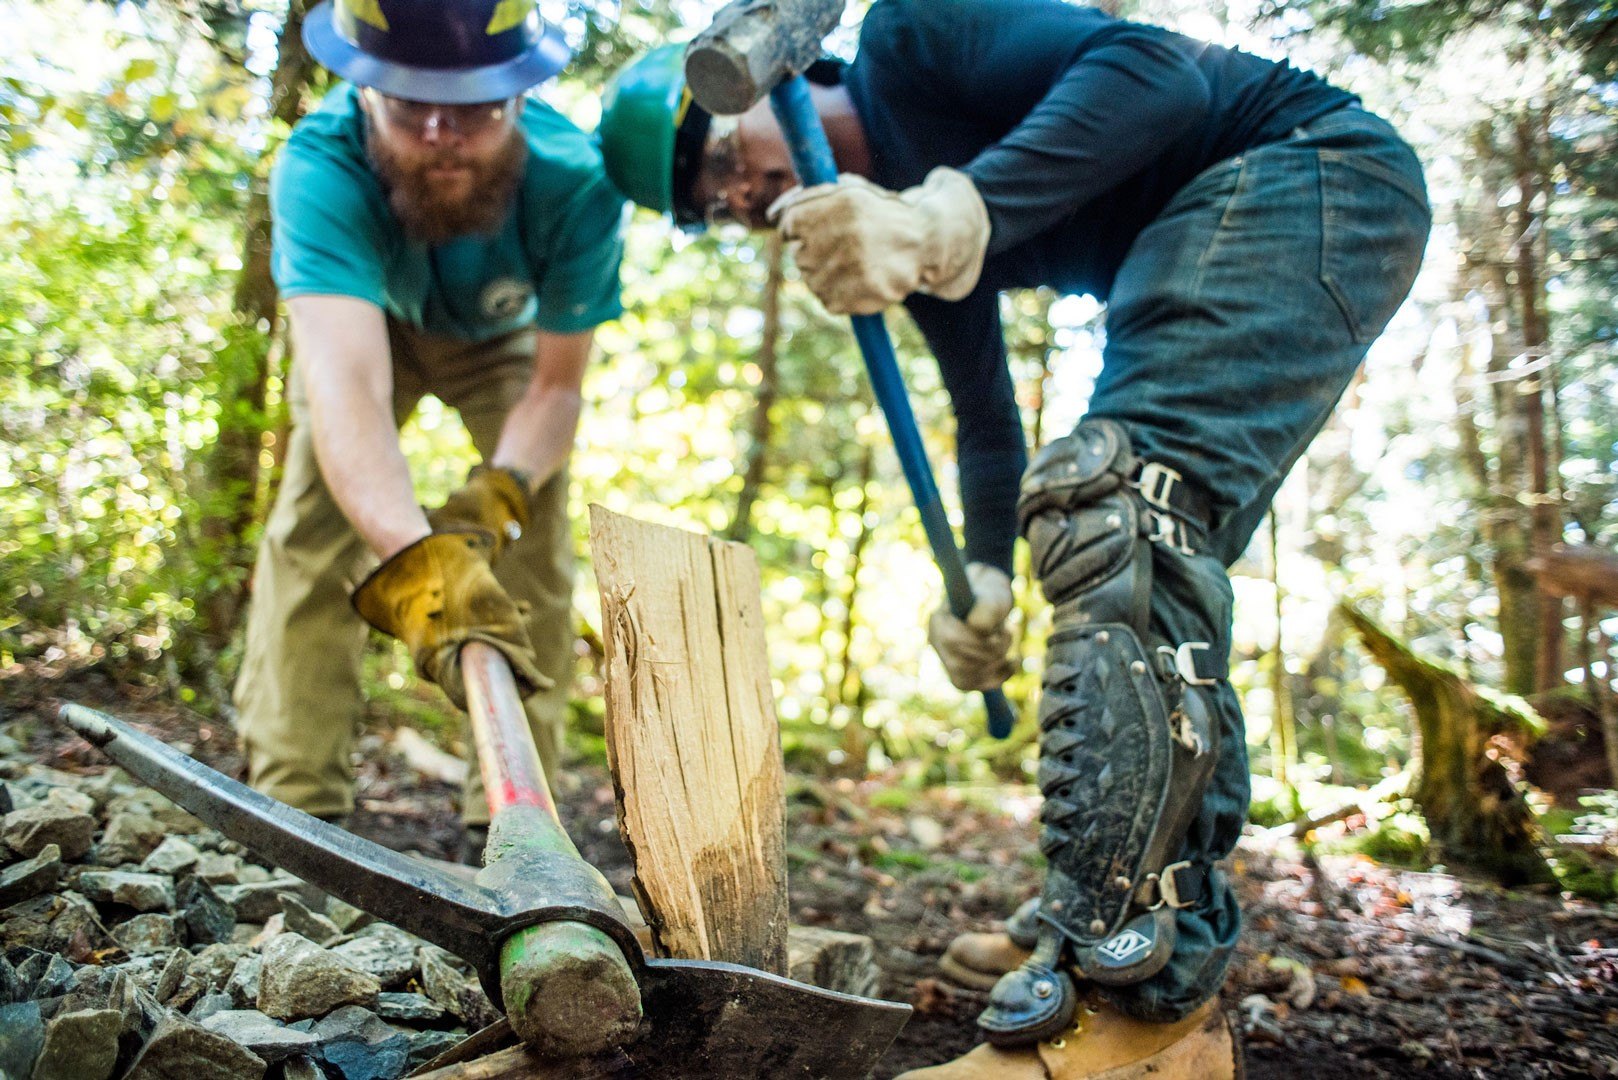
[927, 563, 1016, 692]
[768, 167, 991, 316]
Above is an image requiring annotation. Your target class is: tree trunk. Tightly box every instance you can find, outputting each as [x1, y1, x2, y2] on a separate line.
[1343, 604, 1551, 884]
[1511, 112, 1565, 694]
[1457, 119, 1540, 697]
[1269, 511, 1296, 793]
[197, 0, 313, 651]
[726, 234, 784, 544]
[835, 443, 876, 766]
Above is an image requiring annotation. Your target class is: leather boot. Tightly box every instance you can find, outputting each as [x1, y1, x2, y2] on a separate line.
[939, 933, 1034, 991]
[893, 999, 1241, 1080]
[939, 897, 1040, 990]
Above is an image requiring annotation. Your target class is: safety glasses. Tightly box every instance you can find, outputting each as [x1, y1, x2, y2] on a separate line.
[698, 115, 747, 226]
[363, 87, 520, 138]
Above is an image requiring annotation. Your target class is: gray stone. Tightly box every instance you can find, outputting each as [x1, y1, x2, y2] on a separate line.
[41, 786, 95, 816]
[154, 948, 190, 1003]
[190, 852, 243, 886]
[55, 964, 125, 1015]
[312, 1005, 409, 1080]
[417, 946, 469, 1016]
[95, 813, 167, 867]
[1, 803, 94, 860]
[177, 876, 235, 945]
[123, 1014, 267, 1080]
[406, 1029, 464, 1070]
[17, 951, 75, 1000]
[0, 892, 113, 957]
[141, 837, 201, 878]
[219, 880, 302, 924]
[178, 944, 250, 999]
[188, 992, 234, 1024]
[113, 949, 184, 1001]
[257, 934, 378, 1022]
[279, 895, 341, 947]
[78, 870, 176, 913]
[115, 979, 167, 1044]
[0, 955, 20, 1006]
[324, 899, 373, 935]
[0, 843, 61, 907]
[225, 954, 262, 1009]
[281, 1055, 326, 1080]
[114, 913, 182, 954]
[331, 924, 417, 988]
[105, 790, 204, 836]
[31, 1007, 122, 1080]
[200, 1009, 322, 1064]
[375, 991, 446, 1025]
[0, 895, 57, 952]
[236, 864, 272, 884]
[0, 1000, 45, 1080]
[76, 770, 132, 812]
[249, 913, 287, 948]
[51, 891, 119, 961]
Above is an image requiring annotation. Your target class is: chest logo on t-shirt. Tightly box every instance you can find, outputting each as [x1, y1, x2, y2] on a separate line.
[480, 277, 533, 322]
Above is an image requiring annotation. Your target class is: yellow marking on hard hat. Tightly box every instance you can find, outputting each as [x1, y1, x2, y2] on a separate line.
[675, 87, 694, 127]
[485, 0, 530, 35]
[346, 0, 389, 32]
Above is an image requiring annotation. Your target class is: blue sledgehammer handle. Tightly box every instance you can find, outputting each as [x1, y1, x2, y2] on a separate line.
[769, 77, 1015, 739]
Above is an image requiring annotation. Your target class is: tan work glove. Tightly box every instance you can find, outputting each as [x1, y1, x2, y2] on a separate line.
[426, 465, 531, 561]
[927, 563, 1016, 692]
[769, 167, 991, 316]
[352, 531, 552, 708]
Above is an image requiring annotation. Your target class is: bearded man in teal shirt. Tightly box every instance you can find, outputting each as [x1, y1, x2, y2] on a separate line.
[234, 0, 625, 860]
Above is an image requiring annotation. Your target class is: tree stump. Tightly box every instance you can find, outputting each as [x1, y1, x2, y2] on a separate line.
[1342, 603, 1553, 884]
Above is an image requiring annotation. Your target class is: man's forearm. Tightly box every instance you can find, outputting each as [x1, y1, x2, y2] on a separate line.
[310, 386, 430, 560]
[489, 382, 583, 489]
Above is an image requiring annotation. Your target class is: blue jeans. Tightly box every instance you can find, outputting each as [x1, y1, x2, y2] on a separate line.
[1083, 106, 1430, 1021]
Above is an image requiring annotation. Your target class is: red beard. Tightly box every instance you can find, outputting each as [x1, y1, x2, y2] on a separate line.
[365, 124, 527, 245]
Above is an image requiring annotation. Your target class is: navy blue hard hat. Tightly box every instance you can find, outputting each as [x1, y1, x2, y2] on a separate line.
[303, 0, 572, 104]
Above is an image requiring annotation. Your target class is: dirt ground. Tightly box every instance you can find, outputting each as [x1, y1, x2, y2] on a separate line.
[6, 672, 1618, 1079]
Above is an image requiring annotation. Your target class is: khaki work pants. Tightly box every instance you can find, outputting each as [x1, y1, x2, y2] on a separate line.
[233, 322, 573, 827]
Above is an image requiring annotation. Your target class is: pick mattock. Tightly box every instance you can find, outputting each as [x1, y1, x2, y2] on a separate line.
[685, 0, 1018, 739]
[59, 641, 907, 1076]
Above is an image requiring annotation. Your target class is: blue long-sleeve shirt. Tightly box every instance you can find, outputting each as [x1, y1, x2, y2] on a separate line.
[841, 0, 1354, 572]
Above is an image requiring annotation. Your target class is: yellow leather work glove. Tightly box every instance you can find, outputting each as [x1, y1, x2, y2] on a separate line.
[769, 167, 991, 316]
[426, 465, 532, 562]
[352, 531, 552, 708]
[927, 563, 1016, 692]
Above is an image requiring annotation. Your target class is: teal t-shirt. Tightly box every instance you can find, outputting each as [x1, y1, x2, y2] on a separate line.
[270, 84, 626, 340]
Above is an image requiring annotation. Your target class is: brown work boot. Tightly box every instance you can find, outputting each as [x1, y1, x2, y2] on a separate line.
[939, 932, 1034, 990]
[938, 897, 1040, 990]
[893, 999, 1241, 1080]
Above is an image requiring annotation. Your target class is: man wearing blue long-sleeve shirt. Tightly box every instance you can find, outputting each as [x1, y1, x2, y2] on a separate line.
[601, 1, 1429, 1075]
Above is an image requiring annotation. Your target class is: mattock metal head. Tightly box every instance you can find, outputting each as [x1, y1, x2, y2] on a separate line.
[683, 0, 846, 116]
[58, 703, 909, 1076]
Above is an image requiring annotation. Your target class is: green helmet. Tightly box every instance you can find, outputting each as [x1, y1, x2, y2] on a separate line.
[599, 44, 709, 226]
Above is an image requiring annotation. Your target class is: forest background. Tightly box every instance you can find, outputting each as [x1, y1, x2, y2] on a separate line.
[2, 0, 1617, 892]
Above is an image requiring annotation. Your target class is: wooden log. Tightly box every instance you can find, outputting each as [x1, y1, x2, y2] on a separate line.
[788, 924, 881, 1000]
[589, 506, 790, 975]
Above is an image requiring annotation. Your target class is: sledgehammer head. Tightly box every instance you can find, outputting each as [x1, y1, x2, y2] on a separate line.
[684, 0, 845, 115]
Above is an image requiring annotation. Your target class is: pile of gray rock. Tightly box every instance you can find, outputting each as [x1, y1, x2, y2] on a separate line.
[0, 758, 494, 1080]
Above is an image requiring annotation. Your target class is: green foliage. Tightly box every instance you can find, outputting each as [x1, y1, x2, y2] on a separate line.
[1545, 791, 1618, 900]
[0, 0, 267, 677]
[1548, 843, 1618, 901]
[1326, 810, 1433, 869]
